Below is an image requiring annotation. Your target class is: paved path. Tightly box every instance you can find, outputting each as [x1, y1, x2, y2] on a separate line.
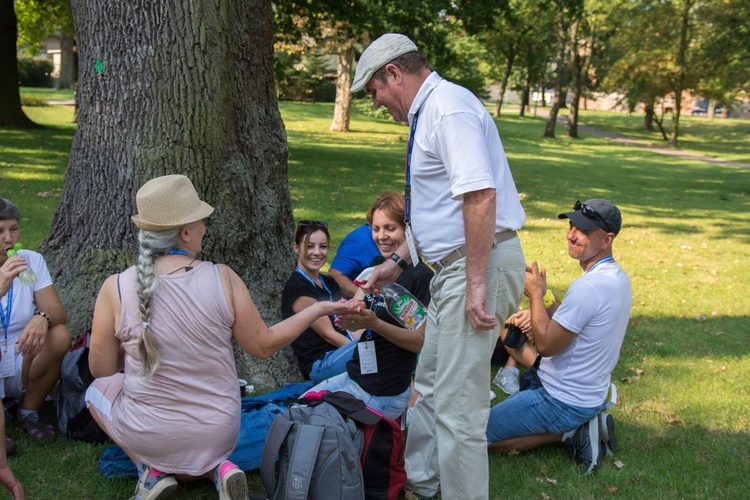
[533, 108, 750, 170]
[576, 122, 750, 169]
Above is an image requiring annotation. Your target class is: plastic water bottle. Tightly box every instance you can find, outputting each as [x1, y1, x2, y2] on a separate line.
[379, 282, 427, 330]
[6, 243, 37, 287]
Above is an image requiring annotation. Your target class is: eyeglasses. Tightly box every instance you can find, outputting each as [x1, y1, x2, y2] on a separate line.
[574, 200, 615, 233]
[297, 219, 328, 229]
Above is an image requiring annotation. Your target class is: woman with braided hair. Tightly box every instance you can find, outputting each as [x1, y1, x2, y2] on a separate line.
[85, 175, 358, 500]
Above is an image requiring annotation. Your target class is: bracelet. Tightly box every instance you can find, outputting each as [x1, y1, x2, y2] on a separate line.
[34, 310, 52, 327]
[389, 252, 409, 270]
[543, 289, 555, 309]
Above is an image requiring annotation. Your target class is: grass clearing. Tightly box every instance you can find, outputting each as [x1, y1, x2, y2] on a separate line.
[0, 99, 749, 498]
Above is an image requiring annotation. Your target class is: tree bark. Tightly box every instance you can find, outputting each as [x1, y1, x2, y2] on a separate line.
[644, 101, 655, 131]
[0, 0, 37, 128]
[42, 0, 300, 388]
[56, 32, 76, 90]
[330, 39, 354, 132]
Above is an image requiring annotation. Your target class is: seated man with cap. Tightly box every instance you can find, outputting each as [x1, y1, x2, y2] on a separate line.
[486, 199, 632, 474]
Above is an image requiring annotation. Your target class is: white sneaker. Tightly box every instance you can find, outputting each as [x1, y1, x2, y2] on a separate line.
[493, 367, 520, 395]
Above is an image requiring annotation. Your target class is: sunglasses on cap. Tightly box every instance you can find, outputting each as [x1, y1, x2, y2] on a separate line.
[297, 219, 328, 230]
[574, 200, 616, 234]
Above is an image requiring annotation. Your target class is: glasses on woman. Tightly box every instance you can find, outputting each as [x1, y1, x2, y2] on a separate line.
[573, 200, 615, 233]
[297, 219, 328, 230]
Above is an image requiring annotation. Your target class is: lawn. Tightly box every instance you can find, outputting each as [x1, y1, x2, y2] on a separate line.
[0, 97, 749, 499]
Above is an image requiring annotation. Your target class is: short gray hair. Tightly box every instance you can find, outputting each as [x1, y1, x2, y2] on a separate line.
[0, 198, 20, 221]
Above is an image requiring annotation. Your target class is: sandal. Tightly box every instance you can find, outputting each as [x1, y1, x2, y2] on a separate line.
[18, 416, 57, 443]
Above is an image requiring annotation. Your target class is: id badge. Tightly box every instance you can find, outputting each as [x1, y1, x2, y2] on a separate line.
[358, 341, 378, 374]
[0, 344, 15, 379]
[405, 224, 419, 268]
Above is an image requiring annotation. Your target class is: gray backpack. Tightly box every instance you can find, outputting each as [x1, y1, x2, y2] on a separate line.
[261, 401, 365, 499]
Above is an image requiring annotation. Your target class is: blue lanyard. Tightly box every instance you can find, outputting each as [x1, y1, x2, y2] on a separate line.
[404, 112, 419, 224]
[167, 248, 189, 256]
[586, 255, 615, 273]
[0, 282, 13, 340]
[295, 267, 333, 302]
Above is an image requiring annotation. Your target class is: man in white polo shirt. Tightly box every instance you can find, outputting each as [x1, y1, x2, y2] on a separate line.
[351, 33, 526, 499]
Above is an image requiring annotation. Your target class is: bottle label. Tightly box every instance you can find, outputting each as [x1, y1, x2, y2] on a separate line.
[391, 296, 426, 330]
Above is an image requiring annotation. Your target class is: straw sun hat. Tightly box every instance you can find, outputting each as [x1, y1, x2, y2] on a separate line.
[131, 174, 214, 231]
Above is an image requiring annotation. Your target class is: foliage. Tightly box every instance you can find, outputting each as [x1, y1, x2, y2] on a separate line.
[17, 57, 53, 87]
[275, 49, 336, 102]
[15, 0, 73, 51]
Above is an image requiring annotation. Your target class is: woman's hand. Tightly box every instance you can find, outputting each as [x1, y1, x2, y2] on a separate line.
[335, 308, 379, 332]
[15, 315, 48, 358]
[0, 256, 26, 297]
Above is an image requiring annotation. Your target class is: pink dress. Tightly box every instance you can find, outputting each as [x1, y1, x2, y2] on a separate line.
[109, 262, 238, 475]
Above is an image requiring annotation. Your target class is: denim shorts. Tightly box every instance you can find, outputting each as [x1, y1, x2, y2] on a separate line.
[486, 384, 606, 444]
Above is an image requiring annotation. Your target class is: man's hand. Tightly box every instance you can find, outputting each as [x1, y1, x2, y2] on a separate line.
[15, 315, 48, 358]
[360, 259, 402, 294]
[524, 261, 548, 300]
[465, 279, 497, 330]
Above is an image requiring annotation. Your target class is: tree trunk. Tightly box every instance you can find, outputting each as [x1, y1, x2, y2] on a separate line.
[519, 70, 530, 118]
[567, 20, 581, 138]
[330, 40, 354, 132]
[544, 5, 568, 138]
[56, 32, 76, 90]
[42, 0, 300, 389]
[669, 0, 695, 148]
[494, 44, 516, 119]
[0, 0, 37, 128]
[644, 101, 655, 131]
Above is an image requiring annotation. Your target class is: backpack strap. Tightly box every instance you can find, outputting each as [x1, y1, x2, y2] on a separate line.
[261, 415, 293, 497]
[261, 415, 326, 500]
[283, 424, 324, 499]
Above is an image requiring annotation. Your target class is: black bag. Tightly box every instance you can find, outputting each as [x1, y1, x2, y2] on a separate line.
[56, 332, 109, 443]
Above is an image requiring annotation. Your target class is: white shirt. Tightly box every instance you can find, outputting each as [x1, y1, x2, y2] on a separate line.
[407, 72, 526, 262]
[541, 261, 632, 408]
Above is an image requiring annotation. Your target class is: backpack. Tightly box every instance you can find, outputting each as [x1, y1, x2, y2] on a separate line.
[261, 390, 406, 500]
[261, 398, 365, 499]
[314, 391, 406, 500]
[56, 332, 109, 443]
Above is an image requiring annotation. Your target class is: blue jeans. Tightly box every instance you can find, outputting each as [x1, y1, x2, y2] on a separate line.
[486, 384, 607, 444]
[308, 341, 357, 383]
[306, 371, 411, 420]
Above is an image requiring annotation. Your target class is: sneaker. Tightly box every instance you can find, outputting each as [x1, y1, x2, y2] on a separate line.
[216, 460, 247, 500]
[493, 366, 520, 395]
[563, 416, 602, 475]
[131, 465, 177, 500]
[598, 411, 617, 456]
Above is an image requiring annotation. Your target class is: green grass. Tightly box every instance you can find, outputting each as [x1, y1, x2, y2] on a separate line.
[19, 86, 76, 102]
[1, 100, 749, 498]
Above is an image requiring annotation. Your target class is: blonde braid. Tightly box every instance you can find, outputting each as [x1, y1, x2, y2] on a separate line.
[135, 228, 180, 378]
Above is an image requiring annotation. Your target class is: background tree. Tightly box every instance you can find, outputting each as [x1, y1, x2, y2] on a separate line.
[0, 0, 35, 127]
[274, 0, 452, 132]
[543, 0, 583, 138]
[41, 0, 299, 387]
[15, 0, 75, 89]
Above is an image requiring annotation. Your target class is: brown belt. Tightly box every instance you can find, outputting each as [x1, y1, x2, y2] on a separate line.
[430, 231, 517, 272]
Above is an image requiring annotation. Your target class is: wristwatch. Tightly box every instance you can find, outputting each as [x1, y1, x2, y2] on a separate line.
[389, 252, 409, 270]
